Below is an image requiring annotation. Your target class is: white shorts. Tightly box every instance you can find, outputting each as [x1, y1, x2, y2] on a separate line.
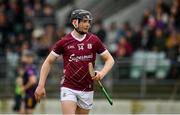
[60, 87, 94, 110]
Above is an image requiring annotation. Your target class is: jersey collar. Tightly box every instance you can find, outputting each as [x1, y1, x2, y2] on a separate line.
[71, 31, 87, 42]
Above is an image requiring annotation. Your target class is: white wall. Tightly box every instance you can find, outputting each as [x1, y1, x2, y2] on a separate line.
[1, 99, 180, 114]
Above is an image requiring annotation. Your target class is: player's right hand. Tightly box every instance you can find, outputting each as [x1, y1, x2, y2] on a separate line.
[92, 71, 104, 81]
[34, 86, 46, 103]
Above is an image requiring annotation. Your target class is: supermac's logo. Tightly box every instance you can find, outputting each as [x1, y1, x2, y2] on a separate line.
[69, 54, 93, 62]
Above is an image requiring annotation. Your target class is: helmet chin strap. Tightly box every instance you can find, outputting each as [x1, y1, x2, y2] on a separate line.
[74, 27, 86, 35]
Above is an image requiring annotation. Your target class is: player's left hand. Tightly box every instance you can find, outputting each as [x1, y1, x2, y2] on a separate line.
[20, 86, 25, 92]
[92, 71, 104, 81]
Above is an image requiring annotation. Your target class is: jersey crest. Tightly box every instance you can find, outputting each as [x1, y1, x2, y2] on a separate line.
[87, 43, 92, 49]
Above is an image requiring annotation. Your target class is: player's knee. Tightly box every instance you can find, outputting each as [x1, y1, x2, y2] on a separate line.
[76, 106, 90, 115]
[61, 101, 77, 114]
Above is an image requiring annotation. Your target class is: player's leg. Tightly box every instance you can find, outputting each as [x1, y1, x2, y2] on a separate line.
[75, 106, 90, 114]
[24, 96, 37, 114]
[61, 87, 78, 114]
[19, 99, 25, 114]
[76, 91, 94, 114]
[61, 101, 77, 114]
[26, 109, 34, 114]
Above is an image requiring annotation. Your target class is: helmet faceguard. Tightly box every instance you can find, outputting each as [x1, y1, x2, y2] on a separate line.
[70, 9, 93, 35]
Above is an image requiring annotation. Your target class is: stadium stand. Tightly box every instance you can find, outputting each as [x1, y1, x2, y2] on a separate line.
[0, 0, 179, 100]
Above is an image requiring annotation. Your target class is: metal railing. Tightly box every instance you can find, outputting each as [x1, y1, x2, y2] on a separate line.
[0, 56, 179, 100]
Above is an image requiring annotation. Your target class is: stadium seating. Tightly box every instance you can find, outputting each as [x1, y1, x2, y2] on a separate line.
[131, 51, 171, 79]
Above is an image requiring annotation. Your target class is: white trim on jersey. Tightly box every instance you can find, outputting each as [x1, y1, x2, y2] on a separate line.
[100, 49, 108, 56]
[71, 31, 87, 42]
[51, 51, 60, 57]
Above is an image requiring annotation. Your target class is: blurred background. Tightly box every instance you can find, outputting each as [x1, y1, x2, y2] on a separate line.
[0, 0, 180, 114]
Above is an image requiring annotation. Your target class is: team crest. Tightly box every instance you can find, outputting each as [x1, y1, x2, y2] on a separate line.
[87, 43, 92, 49]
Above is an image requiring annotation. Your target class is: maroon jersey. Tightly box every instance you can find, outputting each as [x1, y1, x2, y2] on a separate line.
[51, 32, 107, 91]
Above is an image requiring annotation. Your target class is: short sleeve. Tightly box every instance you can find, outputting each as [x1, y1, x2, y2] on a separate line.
[96, 37, 107, 55]
[52, 39, 64, 56]
[27, 68, 36, 76]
